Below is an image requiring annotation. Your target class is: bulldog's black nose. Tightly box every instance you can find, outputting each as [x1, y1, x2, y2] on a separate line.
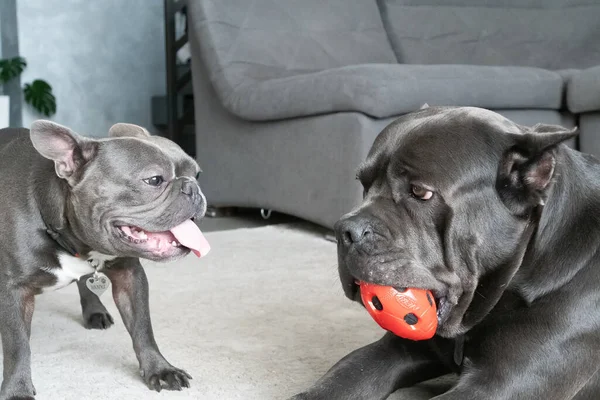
[335, 215, 373, 246]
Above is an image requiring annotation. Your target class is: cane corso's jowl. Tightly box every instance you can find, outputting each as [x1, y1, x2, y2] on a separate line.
[292, 106, 600, 399]
[0, 121, 210, 399]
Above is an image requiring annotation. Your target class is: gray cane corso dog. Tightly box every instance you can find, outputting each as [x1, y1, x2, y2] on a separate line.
[0, 121, 210, 400]
[291, 106, 600, 400]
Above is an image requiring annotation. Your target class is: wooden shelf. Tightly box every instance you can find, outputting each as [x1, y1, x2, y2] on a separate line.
[160, 0, 195, 156]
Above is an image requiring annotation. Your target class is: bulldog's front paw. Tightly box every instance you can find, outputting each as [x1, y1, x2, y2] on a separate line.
[141, 364, 192, 392]
[84, 311, 114, 330]
[1, 379, 36, 400]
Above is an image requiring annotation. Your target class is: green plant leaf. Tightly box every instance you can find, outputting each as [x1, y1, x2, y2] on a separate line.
[23, 79, 56, 117]
[0, 56, 27, 84]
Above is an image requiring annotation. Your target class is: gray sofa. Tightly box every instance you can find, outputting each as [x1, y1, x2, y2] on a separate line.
[188, 0, 600, 229]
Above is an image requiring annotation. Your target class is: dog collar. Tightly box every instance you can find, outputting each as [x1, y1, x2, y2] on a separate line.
[45, 224, 81, 258]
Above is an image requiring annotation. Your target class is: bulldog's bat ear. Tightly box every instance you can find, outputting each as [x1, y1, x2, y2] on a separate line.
[30, 120, 97, 182]
[108, 123, 151, 138]
[420, 103, 430, 109]
[497, 124, 578, 215]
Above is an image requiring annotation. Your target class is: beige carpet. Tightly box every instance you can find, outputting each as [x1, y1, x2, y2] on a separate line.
[2, 223, 454, 399]
[2, 223, 385, 399]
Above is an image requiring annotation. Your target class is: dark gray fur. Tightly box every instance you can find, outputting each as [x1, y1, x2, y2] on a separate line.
[0, 121, 205, 399]
[291, 106, 600, 400]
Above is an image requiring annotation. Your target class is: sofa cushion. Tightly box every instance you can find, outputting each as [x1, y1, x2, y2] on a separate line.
[567, 66, 600, 113]
[188, 0, 398, 98]
[378, 0, 600, 70]
[578, 112, 600, 157]
[555, 69, 581, 83]
[205, 64, 563, 121]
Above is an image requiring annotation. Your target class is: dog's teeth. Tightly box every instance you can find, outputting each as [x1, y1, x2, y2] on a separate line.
[138, 231, 147, 239]
[171, 241, 178, 247]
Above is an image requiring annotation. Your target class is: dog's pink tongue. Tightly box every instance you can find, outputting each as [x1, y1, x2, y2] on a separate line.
[169, 220, 210, 258]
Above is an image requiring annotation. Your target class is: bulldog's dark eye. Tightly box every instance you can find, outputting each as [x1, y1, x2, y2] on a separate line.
[143, 175, 164, 186]
[411, 185, 433, 200]
[195, 171, 201, 180]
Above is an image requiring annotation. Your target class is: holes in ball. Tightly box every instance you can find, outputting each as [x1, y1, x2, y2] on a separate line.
[426, 292, 433, 306]
[371, 296, 383, 311]
[404, 313, 418, 325]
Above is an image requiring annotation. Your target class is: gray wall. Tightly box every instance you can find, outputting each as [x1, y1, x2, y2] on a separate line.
[17, 0, 165, 136]
[1, 0, 23, 127]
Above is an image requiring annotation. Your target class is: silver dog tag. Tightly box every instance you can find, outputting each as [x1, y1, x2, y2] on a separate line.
[86, 272, 110, 297]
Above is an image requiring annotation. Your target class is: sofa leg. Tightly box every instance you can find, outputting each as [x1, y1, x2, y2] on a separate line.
[205, 206, 237, 218]
[324, 232, 337, 243]
[260, 208, 273, 219]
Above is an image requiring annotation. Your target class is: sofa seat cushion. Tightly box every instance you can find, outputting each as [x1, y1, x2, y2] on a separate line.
[567, 66, 600, 113]
[217, 64, 564, 121]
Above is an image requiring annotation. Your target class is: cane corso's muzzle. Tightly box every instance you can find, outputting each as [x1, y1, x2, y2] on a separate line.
[335, 202, 452, 327]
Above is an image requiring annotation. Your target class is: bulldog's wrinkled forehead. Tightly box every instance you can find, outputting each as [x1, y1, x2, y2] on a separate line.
[360, 107, 523, 190]
[94, 136, 199, 178]
[144, 135, 198, 170]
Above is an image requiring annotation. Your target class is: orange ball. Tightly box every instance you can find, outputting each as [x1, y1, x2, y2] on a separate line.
[359, 282, 438, 340]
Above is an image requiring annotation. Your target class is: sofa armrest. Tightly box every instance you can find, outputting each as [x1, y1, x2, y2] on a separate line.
[567, 66, 600, 113]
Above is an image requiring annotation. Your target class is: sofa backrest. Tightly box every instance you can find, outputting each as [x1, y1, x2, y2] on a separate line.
[188, 0, 397, 88]
[378, 0, 600, 70]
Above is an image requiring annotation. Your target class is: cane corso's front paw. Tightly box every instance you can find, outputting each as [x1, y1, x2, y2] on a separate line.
[141, 363, 192, 392]
[84, 311, 114, 330]
[288, 393, 317, 400]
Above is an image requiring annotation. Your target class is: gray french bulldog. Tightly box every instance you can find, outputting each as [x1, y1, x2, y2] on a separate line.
[0, 121, 211, 400]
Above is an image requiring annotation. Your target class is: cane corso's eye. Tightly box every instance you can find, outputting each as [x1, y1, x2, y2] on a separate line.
[411, 185, 433, 200]
[143, 175, 164, 186]
[356, 173, 370, 198]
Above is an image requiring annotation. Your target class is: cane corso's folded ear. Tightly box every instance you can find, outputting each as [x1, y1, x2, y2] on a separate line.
[496, 124, 578, 216]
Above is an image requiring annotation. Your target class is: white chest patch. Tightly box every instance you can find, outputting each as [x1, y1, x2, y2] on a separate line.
[44, 251, 117, 292]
